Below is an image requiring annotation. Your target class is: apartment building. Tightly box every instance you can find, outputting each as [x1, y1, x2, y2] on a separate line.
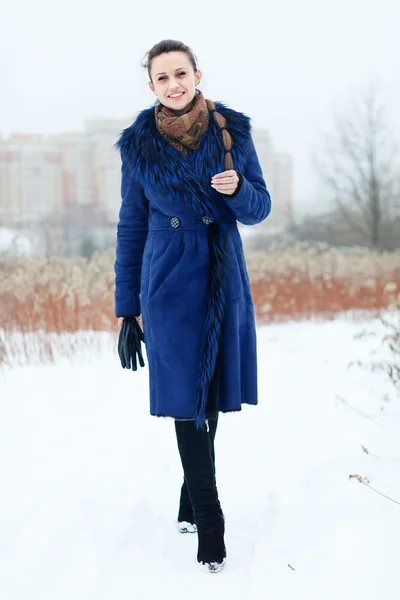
[0, 119, 293, 229]
[0, 134, 63, 227]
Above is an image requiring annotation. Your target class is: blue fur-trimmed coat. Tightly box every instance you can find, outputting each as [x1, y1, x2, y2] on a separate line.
[115, 102, 271, 426]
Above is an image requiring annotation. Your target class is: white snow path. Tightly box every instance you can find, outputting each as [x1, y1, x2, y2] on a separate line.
[0, 318, 399, 600]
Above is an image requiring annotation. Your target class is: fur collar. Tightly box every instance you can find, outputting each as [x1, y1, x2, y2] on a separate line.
[115, 102, 251, 220]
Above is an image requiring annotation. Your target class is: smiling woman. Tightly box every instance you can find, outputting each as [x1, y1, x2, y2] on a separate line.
[148, 52, 200, 113]
[114, 38, 271, 574]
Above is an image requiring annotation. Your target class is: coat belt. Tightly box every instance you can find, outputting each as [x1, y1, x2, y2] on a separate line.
[148, 214, 237, 231]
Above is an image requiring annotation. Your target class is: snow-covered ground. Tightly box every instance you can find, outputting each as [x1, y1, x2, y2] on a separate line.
[0, 318, 399, 600]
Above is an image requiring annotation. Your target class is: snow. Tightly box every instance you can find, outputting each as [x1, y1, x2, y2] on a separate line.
[0, 228, 35, 256]
[0, 318, 399, 599]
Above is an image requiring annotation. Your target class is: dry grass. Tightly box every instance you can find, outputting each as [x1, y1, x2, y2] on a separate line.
[1, 243, 400, 337]
[0, 250, 115, 333]
[247, 243, 400, 321]
[351, 314, 400, 393]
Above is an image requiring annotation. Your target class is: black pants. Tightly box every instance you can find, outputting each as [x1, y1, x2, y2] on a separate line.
[175, 416, 226, 564]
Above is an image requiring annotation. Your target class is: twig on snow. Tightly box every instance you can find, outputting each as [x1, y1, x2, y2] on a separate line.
[349, 474, 400, 506]
[361, 445, 380, 459]
[336, 395, 390, 430]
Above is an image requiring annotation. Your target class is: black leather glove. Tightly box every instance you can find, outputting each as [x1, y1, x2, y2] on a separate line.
[118, 317, 145, 371]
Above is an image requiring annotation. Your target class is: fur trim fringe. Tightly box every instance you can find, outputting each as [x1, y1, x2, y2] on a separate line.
[193, 223, 229, 428]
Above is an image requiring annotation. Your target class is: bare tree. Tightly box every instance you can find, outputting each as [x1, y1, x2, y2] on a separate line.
[316, 85, 400, 250]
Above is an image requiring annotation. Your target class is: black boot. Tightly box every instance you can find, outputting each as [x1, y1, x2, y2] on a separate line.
[177, 477, 197, 533]
[177, 416, 220, 527]
[178, 477, 194, 523]
[175, 419, 226, 565]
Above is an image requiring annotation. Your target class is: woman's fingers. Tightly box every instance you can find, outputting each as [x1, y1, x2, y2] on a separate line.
[211, 170, 239, 196]
[212, 180, 234, 186]
[117, 316, 143, 331]
[211, 181, 237, 188]
[212, 175, 233, 182]
[211, 169, 237, 181]
[135, 315, 144, 332]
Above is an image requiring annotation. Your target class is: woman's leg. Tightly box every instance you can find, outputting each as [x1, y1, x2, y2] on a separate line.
[178, 415, 219, 524]
[175, 419, 226, 564]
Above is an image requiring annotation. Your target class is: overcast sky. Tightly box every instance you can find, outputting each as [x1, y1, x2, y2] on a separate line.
[1, 0, 399, 214]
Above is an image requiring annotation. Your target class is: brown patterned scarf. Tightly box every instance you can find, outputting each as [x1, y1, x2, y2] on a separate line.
[155, 90, 209, 156]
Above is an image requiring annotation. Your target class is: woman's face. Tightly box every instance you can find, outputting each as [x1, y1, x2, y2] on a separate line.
[149, 51, 201, 111]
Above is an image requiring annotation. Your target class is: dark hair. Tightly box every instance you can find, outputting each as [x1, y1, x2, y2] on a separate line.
[142, 39, 234, 171]
[142, 39, 198, 82]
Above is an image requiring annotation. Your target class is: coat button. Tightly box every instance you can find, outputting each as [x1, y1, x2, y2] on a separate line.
[171, 217, 180, 228]
[202, 216, 214, 225]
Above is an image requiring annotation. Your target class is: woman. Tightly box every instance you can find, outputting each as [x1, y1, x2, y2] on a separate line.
[114, 39, 271, 573]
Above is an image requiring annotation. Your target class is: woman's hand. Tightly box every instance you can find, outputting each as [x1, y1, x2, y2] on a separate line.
[135, 315, 143, 332]
[211, 170, 240, 195]
[118, 315, 143, 332]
